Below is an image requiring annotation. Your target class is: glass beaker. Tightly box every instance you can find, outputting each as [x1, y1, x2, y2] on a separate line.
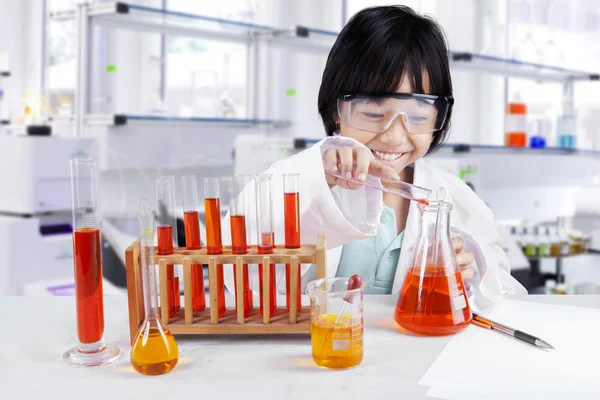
[131, 199, 179, 375]
[306, 277, 366, 369]
[394, 201, 472, 336]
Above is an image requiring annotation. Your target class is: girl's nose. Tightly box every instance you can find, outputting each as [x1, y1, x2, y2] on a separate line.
[379, 115, 410, 146]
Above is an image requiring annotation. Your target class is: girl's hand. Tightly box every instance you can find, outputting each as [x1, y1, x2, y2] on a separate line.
[322, 146, 399, 189]
[452, 237, 475, 283]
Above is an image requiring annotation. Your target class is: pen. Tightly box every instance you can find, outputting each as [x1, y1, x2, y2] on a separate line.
[472, 313, 555, 350]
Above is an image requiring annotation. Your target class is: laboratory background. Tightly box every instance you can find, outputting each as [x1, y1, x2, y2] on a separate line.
[2, 0, 600, 397]
[2, 0, 600, 297]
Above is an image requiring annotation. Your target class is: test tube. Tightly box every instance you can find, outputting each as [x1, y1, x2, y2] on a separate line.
[228, 175, 253, 318]
[156, 176, 179, 317]
[284, 173, 302, 311]
[63, 156, 120, 367]
[204, 177, 226, 317]
[181, 175, 206, 312]
[256, 174, 277, 317]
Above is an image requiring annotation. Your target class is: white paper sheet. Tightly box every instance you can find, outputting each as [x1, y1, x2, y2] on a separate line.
[420, 299, 600, 399]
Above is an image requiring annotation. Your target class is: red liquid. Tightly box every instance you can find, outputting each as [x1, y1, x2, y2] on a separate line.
[157, 225, 178, 317]
[204, 197, 226, 317]
[417, 199, 429, 205]
[230, 215, 248, 254]
[284, 192, 301, 310]
[230, 214, 251, 317]
[394, 266, 472, 336]
[184, 211, 205, 311]
[73, 228, 104, 344]
[258, 232, 276, 317]
[284, 192, 300, 248]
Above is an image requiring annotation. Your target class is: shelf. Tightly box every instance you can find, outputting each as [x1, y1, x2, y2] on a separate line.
[84, 113, 290, 128]
[441, 143, 600, 156]
[50, 3, 600, 82]
[449, 51, 600, 83]
[50, 2, 335, 52]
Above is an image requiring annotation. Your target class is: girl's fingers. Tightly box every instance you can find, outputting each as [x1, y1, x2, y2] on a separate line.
[456, 251, 474, 267]
[452, 237, 465, 254]
[461, 267, 475, 282]
[368, 159, 400, 181]
[338, 146, 354, 180]
[354, 148, 371, 182]
[322, 148, 339, 174]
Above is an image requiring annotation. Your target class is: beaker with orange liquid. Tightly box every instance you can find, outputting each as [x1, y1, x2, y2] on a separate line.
[306, 277, 366, 369]
[394, 201, 472, 336]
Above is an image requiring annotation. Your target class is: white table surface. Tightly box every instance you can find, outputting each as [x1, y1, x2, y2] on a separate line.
[1, 295, 598, 400]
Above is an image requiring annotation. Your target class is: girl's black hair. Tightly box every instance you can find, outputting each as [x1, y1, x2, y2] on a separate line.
[318, 5, 453, 154]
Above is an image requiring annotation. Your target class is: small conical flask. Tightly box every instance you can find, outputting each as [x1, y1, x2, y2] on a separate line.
[131, 199, 179, 375]
[394, 201, 472, 336]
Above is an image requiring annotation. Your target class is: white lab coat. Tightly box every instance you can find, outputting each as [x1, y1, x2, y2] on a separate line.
[222, 136, 527, 312]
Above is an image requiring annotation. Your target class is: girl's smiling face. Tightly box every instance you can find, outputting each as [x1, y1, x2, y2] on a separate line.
[337, 73, 434, 175]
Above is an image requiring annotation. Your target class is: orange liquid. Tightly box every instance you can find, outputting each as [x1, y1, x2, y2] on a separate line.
[73, 228, 104, 344]
[284, 192, 300, 248]
[311, 314, 363, 369]
[284, 192, 301, 310]
[505, 132, 527, 147]
[394, 266, 472, 336]
[204, 197, 225, 317]
[184, 211, 205, 311]
[230, 215, 252, 317]
[230, 215, 248, 254]
[157, 225, 178, 317]
[258, 232, 276, 317]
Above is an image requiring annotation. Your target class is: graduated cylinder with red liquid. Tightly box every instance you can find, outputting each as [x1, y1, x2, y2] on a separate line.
[256, 174, 276, 317]
[181, 175, 206, 312]
[284, 173, 302, 311]
[156, 176, 180, 317]
[228, 175, 253, 318]
[204, 177, 226, 317]
[394, 201, 472, 336]
[63, 157, 120, 367]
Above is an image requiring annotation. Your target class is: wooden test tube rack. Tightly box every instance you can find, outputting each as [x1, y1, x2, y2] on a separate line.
[125, 233, 327, 344]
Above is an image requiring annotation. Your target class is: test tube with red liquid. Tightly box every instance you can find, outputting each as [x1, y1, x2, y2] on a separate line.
[204, 177, 226, 317]
[156, 176, 180, 317]
[63, 157, 120, 367]
[228, 175, 253, 318]
[181, 175, 206, 312]
[284, 173, 301, 311]
[256, 174, 277, 317]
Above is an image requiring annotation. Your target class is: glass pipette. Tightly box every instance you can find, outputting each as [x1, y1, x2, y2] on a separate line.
[325, 170, 431, 203]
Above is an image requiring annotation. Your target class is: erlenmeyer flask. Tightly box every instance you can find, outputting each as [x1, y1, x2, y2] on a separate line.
[394, 201, 472, 336]
[131, 199, 179, 375]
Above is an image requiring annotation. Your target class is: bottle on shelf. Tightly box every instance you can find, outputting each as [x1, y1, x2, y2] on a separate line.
[529, 119, 548, 149]
[557, 99, 576, 149]
[549, 227, 561, 257]
[556, 283, 567, 295]
[545, 279, 557, 295]
[537, 227, 549, 257]
[505, 94, 528, 148]
[523, 227, 537, 257]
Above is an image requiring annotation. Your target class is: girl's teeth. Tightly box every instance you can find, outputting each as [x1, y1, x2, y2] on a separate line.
[375, 150, 401, 161]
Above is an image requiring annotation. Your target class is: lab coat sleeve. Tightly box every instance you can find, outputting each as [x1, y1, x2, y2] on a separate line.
[222, 135, 383, 295]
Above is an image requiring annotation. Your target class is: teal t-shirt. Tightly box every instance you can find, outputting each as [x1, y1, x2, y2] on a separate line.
[336, 205, 404, 294]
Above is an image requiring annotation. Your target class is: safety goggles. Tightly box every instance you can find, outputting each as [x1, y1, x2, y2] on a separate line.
[337, 92, 454, 134]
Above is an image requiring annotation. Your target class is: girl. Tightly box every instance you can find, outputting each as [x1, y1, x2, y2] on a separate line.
[223, 5, 525, 310]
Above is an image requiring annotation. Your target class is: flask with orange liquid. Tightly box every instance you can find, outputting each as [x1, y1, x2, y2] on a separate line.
[394, 201, 472, 336]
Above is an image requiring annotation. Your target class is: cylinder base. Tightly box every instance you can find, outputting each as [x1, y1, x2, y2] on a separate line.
[63, 339, 120, 367]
